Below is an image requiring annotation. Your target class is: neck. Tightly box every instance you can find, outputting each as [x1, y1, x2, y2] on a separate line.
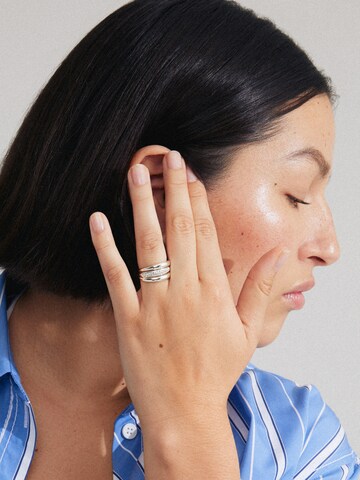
[8, 288, 131, 407]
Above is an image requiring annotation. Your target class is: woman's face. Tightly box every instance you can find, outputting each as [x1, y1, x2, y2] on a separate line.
[206, 94, 339, 347]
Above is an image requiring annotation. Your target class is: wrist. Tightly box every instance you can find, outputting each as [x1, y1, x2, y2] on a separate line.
[141, 409, 240, 480]
[140, 402, 228, 439]
[142, 407, 228, 441]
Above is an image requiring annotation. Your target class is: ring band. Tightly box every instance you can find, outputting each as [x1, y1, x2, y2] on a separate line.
[139, 260, 171, 283]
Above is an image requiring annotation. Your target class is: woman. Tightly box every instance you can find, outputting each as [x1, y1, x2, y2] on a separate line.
[0, 0, 358, 478]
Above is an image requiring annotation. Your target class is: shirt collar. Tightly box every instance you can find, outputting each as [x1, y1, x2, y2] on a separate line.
[0, 269, 12, 378]
[0, 269, 28, 397]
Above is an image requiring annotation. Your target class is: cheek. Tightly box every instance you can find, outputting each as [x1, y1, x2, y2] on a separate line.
[219, 213, 285, 273]
[211, 189, 294, 276]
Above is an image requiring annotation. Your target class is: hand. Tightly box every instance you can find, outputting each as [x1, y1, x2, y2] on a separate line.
[89, 150, 289, 431]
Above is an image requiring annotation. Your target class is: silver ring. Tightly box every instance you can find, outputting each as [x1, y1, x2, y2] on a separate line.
[139, 260, 171, 283]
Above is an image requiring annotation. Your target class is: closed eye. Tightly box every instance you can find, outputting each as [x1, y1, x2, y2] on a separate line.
[286, 194, 311, 209]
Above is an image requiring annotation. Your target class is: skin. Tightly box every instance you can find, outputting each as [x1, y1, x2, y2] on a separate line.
[206, 93, 340, 346]
[9, 93, 339, 420]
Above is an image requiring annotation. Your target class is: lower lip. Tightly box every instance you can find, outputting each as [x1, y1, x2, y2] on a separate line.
[282, 291, 305, 310]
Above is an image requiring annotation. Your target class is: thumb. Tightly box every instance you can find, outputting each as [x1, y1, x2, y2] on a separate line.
[236, 246, 290, 344]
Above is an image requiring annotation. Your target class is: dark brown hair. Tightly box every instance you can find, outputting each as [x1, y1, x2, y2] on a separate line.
[0, 0, 337, 305]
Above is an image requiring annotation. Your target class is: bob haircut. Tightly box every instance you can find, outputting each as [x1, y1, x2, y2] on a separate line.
[0, 0, 337, 305]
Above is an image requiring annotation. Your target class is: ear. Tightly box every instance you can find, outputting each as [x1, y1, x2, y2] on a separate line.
[129, 145, 171, 240]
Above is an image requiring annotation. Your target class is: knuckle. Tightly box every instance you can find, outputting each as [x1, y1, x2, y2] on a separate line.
[170, 213, 194, 235]
[203, 279, 226, 302]
[195, 218, 215, 239]
[138, 230, 162, 252]
[255, 276, 273, 297]
[181, 289, 196, 309]
[169, 176, 187, 187]
[95, 238, 112, 253]
[104, 264, 123, 285]
[189, 183, 205, 198]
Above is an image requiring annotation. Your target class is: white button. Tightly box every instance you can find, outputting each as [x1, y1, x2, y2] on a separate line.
[121, 423, 138, 440]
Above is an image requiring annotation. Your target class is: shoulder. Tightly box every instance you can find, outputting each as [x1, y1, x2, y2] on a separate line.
[228, 363, 360, 479]
[234, 362, 328, 430]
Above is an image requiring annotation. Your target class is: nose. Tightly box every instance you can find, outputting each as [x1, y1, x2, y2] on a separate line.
[300, 201, 341, 266]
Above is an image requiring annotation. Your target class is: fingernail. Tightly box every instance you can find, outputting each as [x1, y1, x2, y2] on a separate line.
[166, 150, 183, 169]
[186, 166, 198, 183]
[91, 213, 105, 233]
[130, 164, 149, 185]
[274, 249, 290, 272]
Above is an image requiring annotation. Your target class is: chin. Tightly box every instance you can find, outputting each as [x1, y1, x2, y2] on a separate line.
[257, 337, 277, 348]
[256, 311, 288, 348]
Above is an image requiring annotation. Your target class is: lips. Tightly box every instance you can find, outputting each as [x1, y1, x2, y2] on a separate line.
[282, 278, 315, 310]
[283, 278, 315, 296]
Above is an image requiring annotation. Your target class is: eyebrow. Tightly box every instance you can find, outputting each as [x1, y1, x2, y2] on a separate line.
[284, 147, 332, 179]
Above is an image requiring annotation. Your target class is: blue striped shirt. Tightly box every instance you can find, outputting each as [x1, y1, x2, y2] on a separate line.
[0, 268, 359, 479]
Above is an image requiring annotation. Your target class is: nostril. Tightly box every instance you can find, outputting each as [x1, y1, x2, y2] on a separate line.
[309, 256, 327, 266]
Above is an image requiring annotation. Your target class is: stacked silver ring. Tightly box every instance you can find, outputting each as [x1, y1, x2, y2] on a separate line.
[139, 260, 171, 283]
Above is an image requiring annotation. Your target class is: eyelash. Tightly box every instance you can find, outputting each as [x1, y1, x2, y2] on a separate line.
[286, 194, 311, 209]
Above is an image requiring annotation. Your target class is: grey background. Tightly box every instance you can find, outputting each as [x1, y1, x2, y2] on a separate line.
[1, 1, 359, 451]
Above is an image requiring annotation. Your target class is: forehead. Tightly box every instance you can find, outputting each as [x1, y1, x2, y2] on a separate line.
[276, 94, 335, 150]
[264, 94, 335, 167]
[229, 94, 335, 177]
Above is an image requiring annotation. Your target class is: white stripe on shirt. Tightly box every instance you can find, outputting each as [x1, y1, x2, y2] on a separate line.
[14, 402, 37, 480]
[341, 464, 349, 479]
[0, 379, 14, 445]
[301, 400, 326, 455]
[294, 426, 345, 480]
[272, 374, 305, 444]
[248, 370, 286, 480]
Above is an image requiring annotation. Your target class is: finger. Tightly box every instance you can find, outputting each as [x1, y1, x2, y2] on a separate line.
[185, 166, 229, 283]
[235, 246, 290, 345]
[127, 164, 169, 299]
[163, 151, 197, 283]
[89, 212, 139, 323]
